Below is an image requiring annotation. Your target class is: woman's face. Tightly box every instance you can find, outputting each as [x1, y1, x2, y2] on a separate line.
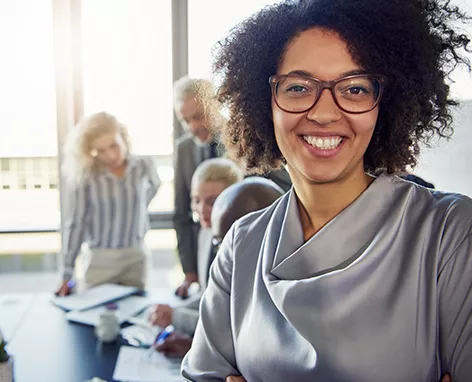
[191, 180, 228, 228]
[272, 27, 379, 186]
[90, 131, 128, 169]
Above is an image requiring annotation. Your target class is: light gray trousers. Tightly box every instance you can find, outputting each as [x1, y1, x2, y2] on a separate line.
[83, 246, 149, 290]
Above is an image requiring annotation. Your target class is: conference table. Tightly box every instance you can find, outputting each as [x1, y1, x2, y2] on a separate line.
[0, 290, 184, 382]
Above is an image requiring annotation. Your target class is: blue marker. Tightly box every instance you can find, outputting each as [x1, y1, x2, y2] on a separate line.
[55, 280, 76, 296]
[146, 324, 175, 357]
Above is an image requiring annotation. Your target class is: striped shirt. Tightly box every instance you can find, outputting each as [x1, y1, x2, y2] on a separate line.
[62, 155, 161, 280]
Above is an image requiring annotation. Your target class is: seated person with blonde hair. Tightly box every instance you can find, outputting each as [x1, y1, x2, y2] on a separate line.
[152, 177, 284, 357]
[149, 158, 244, 335]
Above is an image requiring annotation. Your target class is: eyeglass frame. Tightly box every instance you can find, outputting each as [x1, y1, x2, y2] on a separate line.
[269, 73, 387, 115]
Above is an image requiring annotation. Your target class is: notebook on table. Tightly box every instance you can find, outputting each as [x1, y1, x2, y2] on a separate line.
[52, 283, 139, 311]
[65, 295, 150, 326]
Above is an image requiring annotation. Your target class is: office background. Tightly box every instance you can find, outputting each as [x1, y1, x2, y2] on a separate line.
[0, 0, 471, 291]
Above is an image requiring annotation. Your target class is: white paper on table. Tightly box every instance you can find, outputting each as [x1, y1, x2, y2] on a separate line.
[112, 346, 183, 382]
[65, 295, 150, 326]
[120, 323, 160, 347]
[0, 293, 35, 342]
[52, 283, 139, 311]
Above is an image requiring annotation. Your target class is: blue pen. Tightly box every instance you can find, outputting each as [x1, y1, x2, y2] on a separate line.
[55, 280, 76, 296]
[146, 324, 175, 357]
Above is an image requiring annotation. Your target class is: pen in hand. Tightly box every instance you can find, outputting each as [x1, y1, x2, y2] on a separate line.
[55, 280, 76, 297]
[146, 324, 175, 358]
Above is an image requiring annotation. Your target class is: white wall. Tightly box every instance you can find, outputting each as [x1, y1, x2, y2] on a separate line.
[415, 100, 472, 196]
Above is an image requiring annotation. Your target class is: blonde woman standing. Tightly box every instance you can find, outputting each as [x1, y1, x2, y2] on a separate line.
[55, 112, 160, 296]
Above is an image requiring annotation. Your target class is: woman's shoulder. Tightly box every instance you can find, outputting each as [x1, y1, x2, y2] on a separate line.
[430, 189, 472, 220]
[129, 154, 149, 165]
[390, 175, 472, 221]
[428, 189, 472, 254]
[388, 175, 472, 247]
[129, 154, 156, 172]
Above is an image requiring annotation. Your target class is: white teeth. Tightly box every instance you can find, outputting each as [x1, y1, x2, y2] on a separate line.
[303, 135, 343, 150]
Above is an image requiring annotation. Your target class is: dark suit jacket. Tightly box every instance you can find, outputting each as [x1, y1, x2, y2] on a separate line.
[173, 133, 222, 273]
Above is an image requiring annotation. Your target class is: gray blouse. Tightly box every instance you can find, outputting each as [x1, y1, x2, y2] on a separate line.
[181, 175, 472, 382]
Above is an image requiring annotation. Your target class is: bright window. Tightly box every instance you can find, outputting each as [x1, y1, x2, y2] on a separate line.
[82, 0, 174, 211]
[0, 0, 59, 231]
[188, 0, 283, 80]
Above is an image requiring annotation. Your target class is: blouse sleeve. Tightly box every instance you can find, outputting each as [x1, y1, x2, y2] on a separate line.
[438, 232, 472, 381]
[181, 225, 241, 381]
[143, 156, 161, 206]
[61, 180, 89, 280]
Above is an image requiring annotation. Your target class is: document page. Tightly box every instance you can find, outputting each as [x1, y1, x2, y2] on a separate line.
[65, 295, 150, 326]
[52, 283, 139, 311]
[112, 345, 183, 382]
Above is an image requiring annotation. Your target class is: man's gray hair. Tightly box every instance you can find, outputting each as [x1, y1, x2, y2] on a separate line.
[173, 75, 215, 109]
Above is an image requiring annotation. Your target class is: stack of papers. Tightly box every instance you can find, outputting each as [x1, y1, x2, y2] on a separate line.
[52, 284, 139, 311]
[55, 285, 190, 329]
[112, 346, 182, 382]
[120, 324, 160, 347]
[65, 295, 150, 326]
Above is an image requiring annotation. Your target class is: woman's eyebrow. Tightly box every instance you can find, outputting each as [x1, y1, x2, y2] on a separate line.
[286, 68, 367, 78]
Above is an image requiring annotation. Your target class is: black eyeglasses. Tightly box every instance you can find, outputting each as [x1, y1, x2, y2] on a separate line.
[269, 74, 387, 114]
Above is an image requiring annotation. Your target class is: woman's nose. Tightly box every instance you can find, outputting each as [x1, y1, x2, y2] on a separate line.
[305, 89, 342, 125]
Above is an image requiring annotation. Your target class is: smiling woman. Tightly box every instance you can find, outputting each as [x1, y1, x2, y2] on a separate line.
[181, 0, 472, 381]
[271, 28, 381, 189]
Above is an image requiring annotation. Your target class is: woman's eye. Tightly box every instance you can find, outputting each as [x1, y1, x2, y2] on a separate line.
[281, 83, 314, 98]
[348, 86, 368, 95]
[339, 85, 372, 99]
[285, 84, 308, 93]
[339, 79, 374, 94]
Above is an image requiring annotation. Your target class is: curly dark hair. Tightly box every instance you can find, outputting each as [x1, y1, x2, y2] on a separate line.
[213, 0, 470, 174]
